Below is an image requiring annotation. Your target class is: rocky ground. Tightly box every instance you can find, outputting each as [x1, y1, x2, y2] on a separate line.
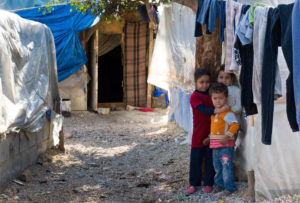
[0, 110, 296, 202]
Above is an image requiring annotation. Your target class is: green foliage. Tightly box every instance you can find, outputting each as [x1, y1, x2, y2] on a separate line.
[46, 0, 171, 23]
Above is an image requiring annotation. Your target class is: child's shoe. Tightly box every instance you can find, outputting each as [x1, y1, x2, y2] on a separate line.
[204, 186, 213, 193]
[187, 185, 196, 194]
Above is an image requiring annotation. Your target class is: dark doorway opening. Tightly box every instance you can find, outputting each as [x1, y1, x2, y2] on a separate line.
[98, 45, 123, 103]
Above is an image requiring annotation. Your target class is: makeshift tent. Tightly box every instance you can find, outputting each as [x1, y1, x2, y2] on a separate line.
[0, 9, 62, 186]
[0, 9, 61, 135]
[148, 0, 300, 200]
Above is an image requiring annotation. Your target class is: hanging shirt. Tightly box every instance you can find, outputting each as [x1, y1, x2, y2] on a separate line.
[236, 9, 253, 45]
[195, 0, 219, 37]
[249, 3, 267, 27]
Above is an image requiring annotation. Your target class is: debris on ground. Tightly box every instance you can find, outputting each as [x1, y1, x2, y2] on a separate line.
[18, 169, 32, 183]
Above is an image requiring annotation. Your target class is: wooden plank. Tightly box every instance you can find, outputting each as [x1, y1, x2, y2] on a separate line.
[88, 30, 99, 111]
[98, 103, 125, 108]
[147, 28, 155, 108]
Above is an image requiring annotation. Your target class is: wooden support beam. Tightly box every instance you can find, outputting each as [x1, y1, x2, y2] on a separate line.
[147, 28, 155, 108]
[87, 30, 99, 111]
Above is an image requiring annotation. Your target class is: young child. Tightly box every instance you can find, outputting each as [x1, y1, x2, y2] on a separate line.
[188, 68, 230, 194]
[217, 65, 242, 116]
[209, 83, 239, 196]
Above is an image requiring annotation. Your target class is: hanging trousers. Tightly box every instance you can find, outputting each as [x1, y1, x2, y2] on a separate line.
[261, 4, 299, 145]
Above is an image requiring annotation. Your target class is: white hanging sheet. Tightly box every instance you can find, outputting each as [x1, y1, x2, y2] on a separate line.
[148, 3, 196, 93]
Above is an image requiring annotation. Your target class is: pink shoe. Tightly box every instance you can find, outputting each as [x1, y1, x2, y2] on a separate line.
[204, 186, 213, 193]
[187, 185, 196, 194]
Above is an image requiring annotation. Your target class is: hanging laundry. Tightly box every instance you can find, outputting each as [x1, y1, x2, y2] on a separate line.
[292, 0, 300, 129]
[194, 0, 220, 37]
[225, 0, 242, 72]
[261, 3, 299, 145]
[234, 5, 258, 116]
[236, 9, 252, 45]
[249, 3, 267, 27]
[219, 0, 226, 42]
[252, 6, 282, 105]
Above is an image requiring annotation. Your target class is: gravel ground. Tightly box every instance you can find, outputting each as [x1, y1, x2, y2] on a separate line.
[0, 110, 295, 202]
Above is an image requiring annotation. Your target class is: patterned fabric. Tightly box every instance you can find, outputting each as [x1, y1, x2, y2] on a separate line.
[124, 22, 149, 107]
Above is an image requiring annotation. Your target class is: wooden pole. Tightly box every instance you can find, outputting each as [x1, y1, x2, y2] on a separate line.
[147, 28, 155, 108]
[88, 31, 99, 111]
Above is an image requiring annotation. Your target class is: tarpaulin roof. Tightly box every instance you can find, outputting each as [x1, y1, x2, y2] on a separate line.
[16, 4, 99, 81]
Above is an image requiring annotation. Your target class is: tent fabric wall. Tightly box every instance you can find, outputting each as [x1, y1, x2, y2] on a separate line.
[124, 22, 149, 107]
[0, 9, 60, 135]
[16, 4, 98, 82]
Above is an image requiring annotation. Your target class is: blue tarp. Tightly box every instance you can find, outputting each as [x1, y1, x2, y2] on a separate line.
[17, 5, 98, 81]
[0, 0, 50, 10]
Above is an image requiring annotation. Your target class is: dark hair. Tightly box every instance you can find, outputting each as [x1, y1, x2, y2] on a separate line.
[217, 64, 239, 86]
[194, 68, 210, 82]
[209, 83, 228, 97]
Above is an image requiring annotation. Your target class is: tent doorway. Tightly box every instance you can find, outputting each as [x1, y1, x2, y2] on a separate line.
[98, 45, 123, 104]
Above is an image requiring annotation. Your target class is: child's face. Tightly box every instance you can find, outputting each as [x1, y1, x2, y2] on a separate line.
[196, 75, 210, 92]
[211, 92, 227, 109]
[217, 71, 232, 87]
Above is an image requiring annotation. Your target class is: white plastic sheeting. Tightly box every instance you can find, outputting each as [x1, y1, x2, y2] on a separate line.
[0, 10, 60, 135]
[148, 3, 196, 93]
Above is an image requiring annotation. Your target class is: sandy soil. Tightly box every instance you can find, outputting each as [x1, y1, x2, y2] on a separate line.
[0, 110, 254, 203]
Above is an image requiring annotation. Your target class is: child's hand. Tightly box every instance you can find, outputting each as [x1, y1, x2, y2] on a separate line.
[203, 137, 210, 146]
[215, 105, 231, 114]
[220, 136, 229, 145]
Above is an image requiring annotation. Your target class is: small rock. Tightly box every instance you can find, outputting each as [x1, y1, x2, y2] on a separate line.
[65, 133, 73, 139]
[18, 169, 32, 182]
[72, 188, 81, 194]
[88, 163, 100, 167]
[99, 194, 107, 198]
[136, 181, 150, 188]
[0, 194, 9, 200]
[39, 179, 47, 184]
[97, 108, 110, 115]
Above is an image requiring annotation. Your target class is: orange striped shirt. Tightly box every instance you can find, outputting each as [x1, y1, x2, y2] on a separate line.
[209, 110, 239, 149]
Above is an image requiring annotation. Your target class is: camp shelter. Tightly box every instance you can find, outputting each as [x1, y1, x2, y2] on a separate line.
[75, 11, 156, 111]
[148, 0, 300, 200]
[5, 1, 156, 111]
[0, 9, 62, 188]
[1, 1, 100, 112]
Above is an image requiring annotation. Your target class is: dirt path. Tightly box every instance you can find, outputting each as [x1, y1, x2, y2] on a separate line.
[0, 110, 250, 203]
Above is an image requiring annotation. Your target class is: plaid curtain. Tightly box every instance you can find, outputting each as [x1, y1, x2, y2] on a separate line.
[124, 22, 149, 107]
